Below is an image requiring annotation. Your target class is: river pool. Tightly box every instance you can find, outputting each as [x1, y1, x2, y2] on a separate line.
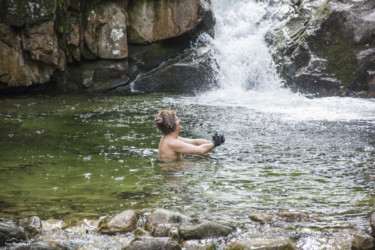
[0, 92, 374, 235]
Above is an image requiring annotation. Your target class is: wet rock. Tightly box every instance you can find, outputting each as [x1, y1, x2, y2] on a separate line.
[132, 46, 215, 93]
[84, 2, 128, 59]
[99, 210, 139, 234]
[128, 39, 190, 74]
[276, 211, 309, 222]
[227, 237, 296, 250]
[127, 0, 213, 44]
[347, 230, 375, 250]
[0, 220, 25, 246]
[145, 209, 191, 232]
[179, 221, 233, 240]
[125, 236, 181, 250]
[248, 214, 278, 224]
[19, 216, 42, 239]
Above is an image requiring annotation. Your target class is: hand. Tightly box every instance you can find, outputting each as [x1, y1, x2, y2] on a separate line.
[212, 132, 225, 147]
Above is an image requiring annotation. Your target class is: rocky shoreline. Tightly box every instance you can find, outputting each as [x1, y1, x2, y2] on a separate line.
[1, 209, 374, 249]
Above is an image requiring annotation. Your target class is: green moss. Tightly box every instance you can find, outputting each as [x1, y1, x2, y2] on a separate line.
[324, 36, 358, 84]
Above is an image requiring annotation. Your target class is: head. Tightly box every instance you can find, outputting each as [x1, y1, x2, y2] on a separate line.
[154, 110, 181, 135]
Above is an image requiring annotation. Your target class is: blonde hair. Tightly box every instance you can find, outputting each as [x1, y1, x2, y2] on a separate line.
[154, 110, 177, 135]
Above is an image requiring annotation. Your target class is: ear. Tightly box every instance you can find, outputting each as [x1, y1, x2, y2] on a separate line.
[154, 109, 160, 114]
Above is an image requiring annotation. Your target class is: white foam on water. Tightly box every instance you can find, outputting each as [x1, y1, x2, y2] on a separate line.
[175, 0, 375, 122]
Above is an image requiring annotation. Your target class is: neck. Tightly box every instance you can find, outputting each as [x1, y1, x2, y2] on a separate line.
[166, 130, 179, 138]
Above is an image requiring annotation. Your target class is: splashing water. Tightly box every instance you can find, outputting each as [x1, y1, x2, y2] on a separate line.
[182, 0, 375, 122]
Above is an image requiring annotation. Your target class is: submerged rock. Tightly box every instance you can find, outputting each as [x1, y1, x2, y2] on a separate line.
[99, 210, 139, 234]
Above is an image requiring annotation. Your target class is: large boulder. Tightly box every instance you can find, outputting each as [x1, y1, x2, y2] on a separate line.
[132, 45, 215, 93]
[84, 2, 128, 59]
[266, 0, 375, 96]
[127, 0, 213, 44]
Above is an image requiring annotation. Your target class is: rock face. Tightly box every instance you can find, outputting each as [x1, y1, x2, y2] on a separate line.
[85, 2, 128, 59]
[0, 0, 215, 93]
[127, 0, 212, 44]
[266, 0, 375, 97]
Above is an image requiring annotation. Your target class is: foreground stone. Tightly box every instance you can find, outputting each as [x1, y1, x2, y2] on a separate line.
[99, 210, 139, 234]
[179, 221, 233, 240]
[227, 237, 297, 250]
[125, 236, 181, 250]
[19, 216, 42, 239]
[0, 221, 25, 246]
[145, 209, 191, 233]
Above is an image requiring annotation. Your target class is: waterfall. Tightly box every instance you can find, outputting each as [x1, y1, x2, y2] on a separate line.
[185, 0, 375, 122]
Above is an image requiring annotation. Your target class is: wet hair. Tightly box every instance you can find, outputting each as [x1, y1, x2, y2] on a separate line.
[154, 110, 177, 135]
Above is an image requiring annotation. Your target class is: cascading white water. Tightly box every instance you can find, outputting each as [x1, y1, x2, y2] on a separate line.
[187, 0, 375, 122]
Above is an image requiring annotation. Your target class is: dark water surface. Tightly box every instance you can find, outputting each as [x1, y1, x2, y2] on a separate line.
[0, 93, 375, 234]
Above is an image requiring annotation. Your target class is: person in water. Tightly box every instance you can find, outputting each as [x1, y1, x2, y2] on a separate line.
[154, 110, 225, 161]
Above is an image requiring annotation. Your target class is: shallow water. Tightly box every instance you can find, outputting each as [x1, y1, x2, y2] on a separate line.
[0, 93, 375, 233]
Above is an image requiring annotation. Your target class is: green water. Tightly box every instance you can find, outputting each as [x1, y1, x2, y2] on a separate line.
[0, 93, 375, 233]
[0, 94, 172, 221]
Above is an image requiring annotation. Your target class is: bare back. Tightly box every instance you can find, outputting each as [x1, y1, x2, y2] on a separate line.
[157, 136, 182, 161]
